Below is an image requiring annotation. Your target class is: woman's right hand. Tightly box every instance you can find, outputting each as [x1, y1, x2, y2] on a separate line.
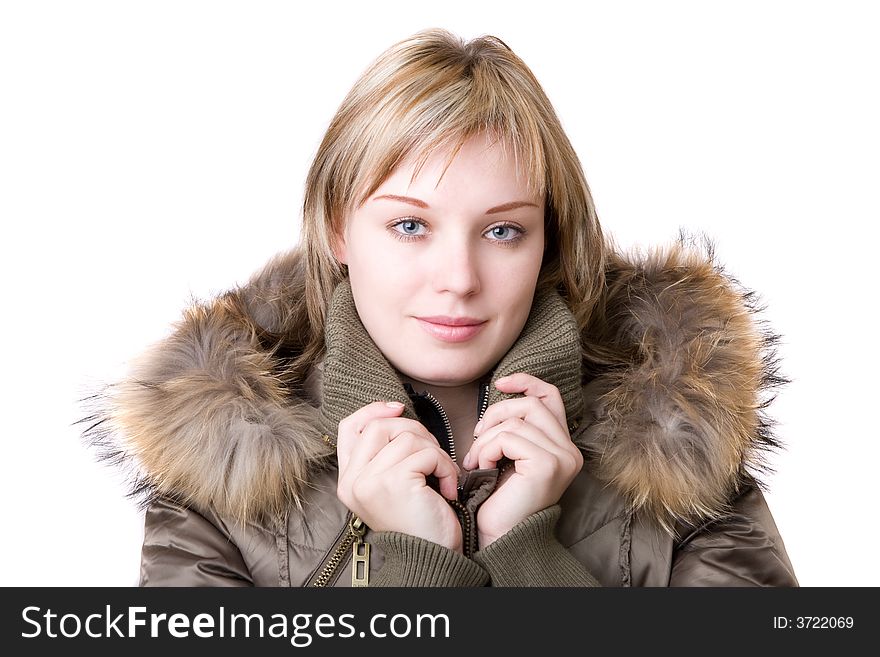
[335, 401, 463, 552]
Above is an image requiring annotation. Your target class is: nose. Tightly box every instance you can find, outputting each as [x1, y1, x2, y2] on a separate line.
[431, 235, 481, 296]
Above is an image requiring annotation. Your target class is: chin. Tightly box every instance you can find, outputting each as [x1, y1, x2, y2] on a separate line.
[400, 358, 489, 386]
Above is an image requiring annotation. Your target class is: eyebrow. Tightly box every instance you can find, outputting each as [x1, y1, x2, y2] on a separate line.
[372, 194, 539, 215]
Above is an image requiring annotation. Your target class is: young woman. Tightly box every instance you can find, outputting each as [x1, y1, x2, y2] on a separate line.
[85, 28, 798, 586]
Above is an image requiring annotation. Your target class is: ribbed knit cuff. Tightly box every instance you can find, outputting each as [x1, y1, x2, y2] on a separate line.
[369, 532, 490, 587]
[473, 505, 601, 587]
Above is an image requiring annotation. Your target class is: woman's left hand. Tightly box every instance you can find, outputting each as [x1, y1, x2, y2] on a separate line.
[464, 372, 584, 549]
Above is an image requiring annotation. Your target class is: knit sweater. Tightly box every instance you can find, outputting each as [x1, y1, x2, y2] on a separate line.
[317, 279, 600, 587]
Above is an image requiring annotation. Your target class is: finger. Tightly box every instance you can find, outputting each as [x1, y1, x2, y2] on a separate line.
[491, 373, 567, 427]
[470, 430, 544, 470]
[475, 396, 567, 449]
[362, 430, 456, 480]
[340, 401, 407, 437]
[343, 417, 438, 476]
[473, 417, 551, 452]
[337, 400, 406, 437]
[467, 417, 566, 469]
[377, 446, 460, 501]
[337, 401, 405, 472]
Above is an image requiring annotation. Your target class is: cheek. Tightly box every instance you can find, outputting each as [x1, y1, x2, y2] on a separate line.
[486, 252, 542, 326]
[505, 281, 539, 322]
[350, 255, 418, 303]
[347, 250, 417, 329]
[489, 249, 543, 296]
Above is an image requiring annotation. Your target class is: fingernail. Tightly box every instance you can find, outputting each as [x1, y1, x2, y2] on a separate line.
[496, 375, 510, 383]
[474, 420, 484, 434]
[463, 452, 472, 469]
[385, 401, 404, 409]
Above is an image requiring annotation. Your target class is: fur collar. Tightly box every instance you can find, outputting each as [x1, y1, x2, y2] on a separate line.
[79, 236, 785, 529]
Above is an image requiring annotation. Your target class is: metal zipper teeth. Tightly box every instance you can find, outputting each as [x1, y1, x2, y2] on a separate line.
[478, 381, 490, 423]
[448, 498, 476, 558]
[425, 382, 491, 557]
[424, 381, 491, 463]
[311, 513, 356, 587]
[423, 390, 456, 462]
[468, 382, 492, 554]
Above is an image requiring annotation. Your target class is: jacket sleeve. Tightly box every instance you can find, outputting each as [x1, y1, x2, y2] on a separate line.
[369, 532, 490, 587]
[669, 481, 799, 586]
[139, 496, 254, 587]
[473, 505, 601, 587]
[370, 506, 599, 587]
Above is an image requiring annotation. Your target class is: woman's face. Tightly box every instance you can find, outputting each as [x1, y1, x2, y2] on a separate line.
[334, 133, 546, 387]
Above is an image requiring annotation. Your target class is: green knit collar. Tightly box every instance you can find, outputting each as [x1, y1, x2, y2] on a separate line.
[318, 280, 584, 440]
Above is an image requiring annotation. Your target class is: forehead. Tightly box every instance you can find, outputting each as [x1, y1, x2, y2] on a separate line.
[373, 135, 536, 202]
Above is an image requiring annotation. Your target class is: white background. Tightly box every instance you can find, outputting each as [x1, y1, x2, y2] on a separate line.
[1, 0, 877, 587]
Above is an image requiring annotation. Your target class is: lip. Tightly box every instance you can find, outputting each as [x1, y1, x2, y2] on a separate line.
[415, 316, 488, 343]
[416, 315, 486, 327]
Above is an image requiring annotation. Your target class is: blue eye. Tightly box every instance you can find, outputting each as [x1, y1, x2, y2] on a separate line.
[484, 223, 526, 245]
[490, 225, 515, 240]
[389, 218, 427, 241]
[399, 220, 422, 235]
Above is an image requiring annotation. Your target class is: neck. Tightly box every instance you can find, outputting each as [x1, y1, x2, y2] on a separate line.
[397, 372, 483, 465]
[397, 373, 481, 425]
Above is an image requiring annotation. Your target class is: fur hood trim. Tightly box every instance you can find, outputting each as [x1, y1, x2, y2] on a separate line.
[578, 236, 786, 529]
[78, 234, 786, 527]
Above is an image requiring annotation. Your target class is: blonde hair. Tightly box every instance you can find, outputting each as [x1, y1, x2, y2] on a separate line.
[293, 28, 605, 379]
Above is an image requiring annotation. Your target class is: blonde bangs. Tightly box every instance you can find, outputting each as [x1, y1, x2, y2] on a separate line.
[333, 32, 549, 216]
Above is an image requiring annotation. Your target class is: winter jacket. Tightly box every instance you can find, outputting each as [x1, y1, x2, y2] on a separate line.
[82, 240, 798, 587]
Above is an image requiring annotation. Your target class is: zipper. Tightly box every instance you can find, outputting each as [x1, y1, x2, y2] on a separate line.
[350, 516, 370, 586]
[477, 379, 490, 427]
[422, 380, 491, 464]
[469, 380, 492, 555]
[423, 381, 491, 558]
[448, 498, 477, 557]
[422, 390, 457, 462]
[309, 512, 370, 587]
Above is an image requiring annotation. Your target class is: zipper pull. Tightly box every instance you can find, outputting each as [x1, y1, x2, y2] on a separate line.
[350, 516, 370, 587]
